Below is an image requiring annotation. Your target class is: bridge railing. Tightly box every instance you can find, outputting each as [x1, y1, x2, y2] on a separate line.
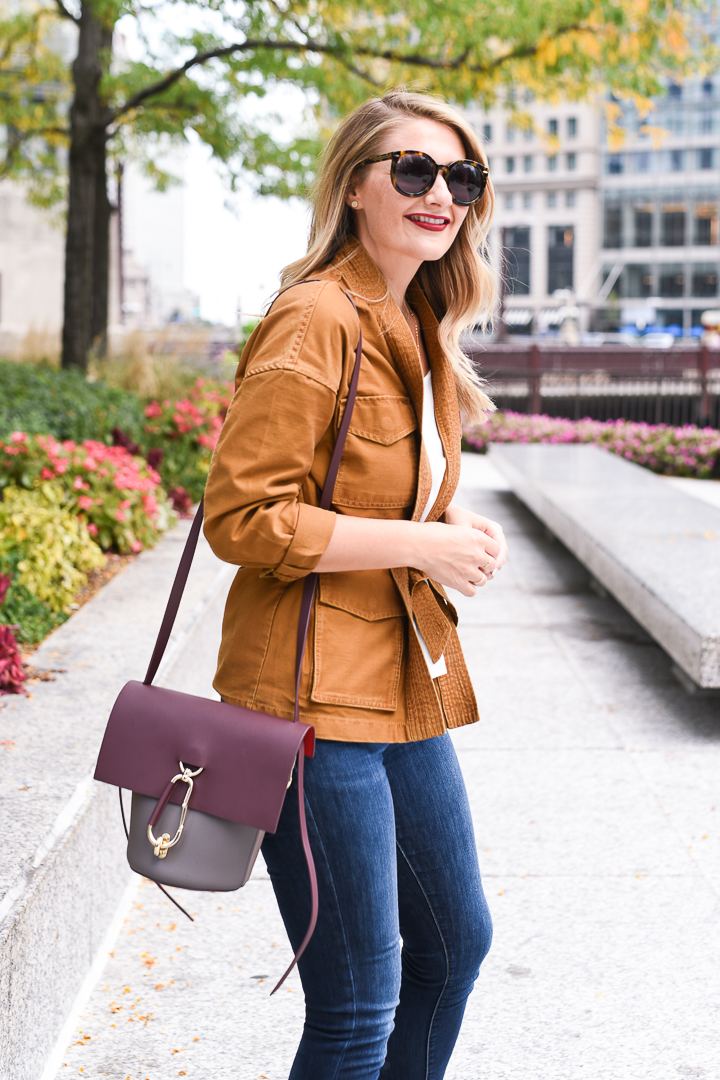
[467, 344, 720, 425]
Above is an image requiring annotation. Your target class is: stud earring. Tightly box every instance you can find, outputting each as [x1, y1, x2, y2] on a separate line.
[351, 201, 359, 208]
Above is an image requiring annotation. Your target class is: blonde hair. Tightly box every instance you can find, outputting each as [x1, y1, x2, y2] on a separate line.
[282, 88, 496, 421]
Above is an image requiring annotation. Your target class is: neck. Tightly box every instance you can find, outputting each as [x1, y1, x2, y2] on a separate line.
[354, 227, 421, 310]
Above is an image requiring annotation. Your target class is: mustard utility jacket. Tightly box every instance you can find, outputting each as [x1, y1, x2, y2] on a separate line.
[204, 240, 479, 742]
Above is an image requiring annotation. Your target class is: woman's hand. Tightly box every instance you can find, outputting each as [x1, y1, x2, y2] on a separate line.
[417, 520, 503, 597]
[438, 503, 509, 591]
[314, 503, 508, 597]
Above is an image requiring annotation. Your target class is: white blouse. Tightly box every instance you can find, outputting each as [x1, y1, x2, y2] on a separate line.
[413, 370, 448, 679]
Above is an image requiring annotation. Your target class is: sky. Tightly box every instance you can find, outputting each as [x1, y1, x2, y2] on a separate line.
[182, 140, 312, 326]
[115, 11, 315, 328]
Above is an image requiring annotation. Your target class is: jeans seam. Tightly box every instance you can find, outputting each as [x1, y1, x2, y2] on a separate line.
[395, 840, 449, 1080]
[301, 783, 358, 1080]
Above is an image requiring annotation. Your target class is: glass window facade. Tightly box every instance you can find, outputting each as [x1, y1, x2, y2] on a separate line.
[634, 204, 653, 247]
[658, 263, 685, 297]
[669, 149, 685, 172]
[661, 205, 686, 246]
[603, 204, 622, 248]
[483, 123, 492, 142]
[567, 152, 577, 170]
[504, 227, 531, 296]
[548, 119, 558, 136]
[691, 263, 718, 296]
[523, 155, 533, 173]
[506, 156, 515, 173]
[694, 204, 718, 245]
[568, 117, 577, 137]
[548, 226, 574, 292]
[547, 155, 558, 171]
[603, 190, 719, 249]
[618, 264, 654, 298]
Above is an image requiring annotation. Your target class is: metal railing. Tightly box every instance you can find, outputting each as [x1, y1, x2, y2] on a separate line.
[467, 344, 720, 426]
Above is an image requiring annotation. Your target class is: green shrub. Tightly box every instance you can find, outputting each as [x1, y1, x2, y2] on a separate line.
[0, 361, 146, 445]
[0, 549, 67, 646]
[0, 486, 106, 612]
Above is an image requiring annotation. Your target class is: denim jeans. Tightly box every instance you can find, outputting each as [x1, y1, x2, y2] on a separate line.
[261, 733, 493, 1080]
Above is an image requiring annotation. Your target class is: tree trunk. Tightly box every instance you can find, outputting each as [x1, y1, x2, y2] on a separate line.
[91, 142, 111, 357]
[61, 3, 111, 371]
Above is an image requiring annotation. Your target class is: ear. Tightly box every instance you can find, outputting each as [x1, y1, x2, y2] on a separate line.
[345, 178, 360, 208]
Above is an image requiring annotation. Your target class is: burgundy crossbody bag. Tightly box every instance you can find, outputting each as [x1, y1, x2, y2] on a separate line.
[94, 283, 362, 993]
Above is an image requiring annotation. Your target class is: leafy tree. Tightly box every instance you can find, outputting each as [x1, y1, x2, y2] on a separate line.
[0, 0, 709, 370]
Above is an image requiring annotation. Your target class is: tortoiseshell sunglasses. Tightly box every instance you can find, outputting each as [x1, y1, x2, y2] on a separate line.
[354, 150, 489, 206]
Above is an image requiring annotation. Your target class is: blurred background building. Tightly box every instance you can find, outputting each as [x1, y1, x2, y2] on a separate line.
[469, 76, 720, 341]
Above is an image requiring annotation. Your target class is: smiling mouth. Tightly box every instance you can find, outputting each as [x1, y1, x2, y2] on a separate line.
[406, 214, 451, 231]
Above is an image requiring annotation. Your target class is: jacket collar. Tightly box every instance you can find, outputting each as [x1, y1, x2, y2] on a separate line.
[332, 239, 461, 524]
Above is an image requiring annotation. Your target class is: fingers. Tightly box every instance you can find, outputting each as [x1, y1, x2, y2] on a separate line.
[472, 518, 508, 569]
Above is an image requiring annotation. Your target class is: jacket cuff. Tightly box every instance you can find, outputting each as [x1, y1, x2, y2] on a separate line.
[272, 502, 337, 582]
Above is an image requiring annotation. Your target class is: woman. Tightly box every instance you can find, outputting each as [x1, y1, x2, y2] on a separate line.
[204, 88, 508, 1080]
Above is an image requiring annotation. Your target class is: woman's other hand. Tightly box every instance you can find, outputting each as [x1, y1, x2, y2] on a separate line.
[418, 519, 504, 597]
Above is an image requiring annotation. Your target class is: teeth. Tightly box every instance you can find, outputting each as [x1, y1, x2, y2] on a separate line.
[409, 215, 447, 224]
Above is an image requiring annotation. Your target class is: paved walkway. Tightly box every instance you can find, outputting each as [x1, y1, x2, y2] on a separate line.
[47, 455, 720, 1080]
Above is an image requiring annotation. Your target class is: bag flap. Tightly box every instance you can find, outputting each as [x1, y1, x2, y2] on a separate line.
[94, 681, 314, 833]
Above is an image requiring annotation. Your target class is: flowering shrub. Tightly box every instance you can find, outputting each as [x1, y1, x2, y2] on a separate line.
[0, 487, 106, 613]
[141, 377, 233, 500]
[0, 568, 26, 694]
[0, 623, 27, 695]
[0, 433, 176, 553]
[463, 412, 720, 479]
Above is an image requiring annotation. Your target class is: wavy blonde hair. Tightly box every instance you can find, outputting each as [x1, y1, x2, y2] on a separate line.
[282, 88, 496, 421]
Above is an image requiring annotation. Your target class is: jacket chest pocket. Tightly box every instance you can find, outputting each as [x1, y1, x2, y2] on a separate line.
[312, 571, 405, 711]
[332, 396, 418, 510]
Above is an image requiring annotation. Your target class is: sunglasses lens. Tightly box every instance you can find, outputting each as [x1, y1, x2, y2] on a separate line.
[447, 161, 486, 205]
[394, 153, 435, 196]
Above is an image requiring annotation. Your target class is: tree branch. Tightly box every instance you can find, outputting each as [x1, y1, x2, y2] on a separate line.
[107, 22, 589, 126]
[54, 0, 79, 23]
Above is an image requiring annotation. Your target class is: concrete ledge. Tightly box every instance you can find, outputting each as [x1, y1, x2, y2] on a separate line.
[490, 444, 720, 689]
[0, 520, 232, 1080]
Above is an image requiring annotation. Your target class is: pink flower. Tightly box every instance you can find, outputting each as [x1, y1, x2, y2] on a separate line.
[10, 431, 26, 443]
[87, 523, 98, 536]
[118, 499, 131, 510]
[131, 540, 143, 553]
[144, 401, 163, 419]
[115, 509, 127, 522]
[77, 495, 94, 510]
[40, 467, 54, 480]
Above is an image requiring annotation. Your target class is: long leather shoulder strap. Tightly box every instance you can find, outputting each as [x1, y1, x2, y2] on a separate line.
[143, 281, 362, 689]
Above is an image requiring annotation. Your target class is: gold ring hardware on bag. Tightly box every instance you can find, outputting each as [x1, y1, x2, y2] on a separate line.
[147, 761, 204, 859]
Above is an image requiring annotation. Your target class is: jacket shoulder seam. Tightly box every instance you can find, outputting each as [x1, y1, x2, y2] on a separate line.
[243, 361, 340, 395]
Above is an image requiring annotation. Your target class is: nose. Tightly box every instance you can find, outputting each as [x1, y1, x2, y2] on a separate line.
[426, 169, 453, 207]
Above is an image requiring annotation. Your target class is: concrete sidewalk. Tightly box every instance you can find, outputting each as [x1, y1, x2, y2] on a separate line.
[47, 455, 720, 1080]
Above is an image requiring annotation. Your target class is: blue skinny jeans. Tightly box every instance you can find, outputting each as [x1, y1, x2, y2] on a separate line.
[261, 733, 493, 1080]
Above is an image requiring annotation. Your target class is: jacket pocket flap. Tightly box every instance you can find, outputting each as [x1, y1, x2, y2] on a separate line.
[346, 396, 417, 445]
[318, 570, 406, 621]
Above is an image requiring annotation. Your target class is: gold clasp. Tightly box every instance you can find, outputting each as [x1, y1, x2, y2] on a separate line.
[148, 761, 203, 859]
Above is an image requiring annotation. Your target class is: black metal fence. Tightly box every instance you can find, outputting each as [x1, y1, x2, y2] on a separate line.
[467, 344, 720, 427]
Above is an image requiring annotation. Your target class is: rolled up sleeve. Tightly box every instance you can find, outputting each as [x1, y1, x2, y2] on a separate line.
[203, 281, 356, 579]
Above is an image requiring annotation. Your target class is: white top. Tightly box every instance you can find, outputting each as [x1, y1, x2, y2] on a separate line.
[414, 370, 448, 679]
